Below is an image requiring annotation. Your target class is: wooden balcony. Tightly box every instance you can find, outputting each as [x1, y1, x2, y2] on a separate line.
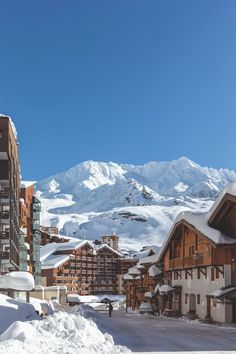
[55, 275, 77, 281]
[169, 255, 208, 270]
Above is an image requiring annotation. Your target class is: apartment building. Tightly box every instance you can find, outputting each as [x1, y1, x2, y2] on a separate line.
[19, 183, 41, 284]
[0, 115, 20, 273]
[40, 235, 135, 295]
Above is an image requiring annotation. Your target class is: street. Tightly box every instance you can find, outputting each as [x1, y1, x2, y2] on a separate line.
[99, 311, 236, 352]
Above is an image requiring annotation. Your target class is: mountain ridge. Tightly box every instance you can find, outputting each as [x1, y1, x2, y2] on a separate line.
[36, 157, 236, 250]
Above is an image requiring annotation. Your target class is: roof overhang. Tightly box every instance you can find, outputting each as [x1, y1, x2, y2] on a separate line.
[208, 193, 236, 237]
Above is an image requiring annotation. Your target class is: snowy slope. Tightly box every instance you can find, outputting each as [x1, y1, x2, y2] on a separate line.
[36, 157, 236, 250]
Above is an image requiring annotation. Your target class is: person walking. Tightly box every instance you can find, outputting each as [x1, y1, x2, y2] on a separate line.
[108, 302, 113, 317]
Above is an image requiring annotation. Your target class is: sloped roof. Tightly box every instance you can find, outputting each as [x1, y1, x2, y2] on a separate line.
[96, 244, 122, 257]
[40, 240, 93, 270]
[139, 253, 160, 265]
[41, 254, 71, 270]
[158, 183, 236, 262]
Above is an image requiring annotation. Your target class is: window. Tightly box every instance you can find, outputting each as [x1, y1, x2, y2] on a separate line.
[197, 294, 200, 304]
[185, 293, 188, 304]
[211, 268, 215, 281]
[189, 245, 195, 256]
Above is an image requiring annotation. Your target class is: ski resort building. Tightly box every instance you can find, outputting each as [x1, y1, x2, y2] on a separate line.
[19, 183, 41, 284]
[0, 115, 20, 274]
[124, 183, 236, 323]
[123, 247, 162, 310]
[40, 235, 136, 296]
[40, 227, 70, 246]
[158, 183, 236, 324]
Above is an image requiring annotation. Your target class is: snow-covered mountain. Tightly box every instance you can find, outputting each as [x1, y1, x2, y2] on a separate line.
[36, 157, 236, 250]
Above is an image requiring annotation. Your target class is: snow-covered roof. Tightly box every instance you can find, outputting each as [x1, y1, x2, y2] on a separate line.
[128, 265, 141, 276]
[144, 291, 154, 298]
[20, 181, 36, 188]
[158, 183, 236, 262]
[159, 284, 174, 294]
[175, 211, 236, 245]
[123, 273, 134, 280]
[139, 253, 160, 265]
[40, 243, 60, 262]
[148, 264, 162, 277]
[96, 244, 122, 257]
[56, 240, 93, 252]
[208, 182, 236, 219]
[41, 254, 71, 270]
[40, 240, 93, 269]
[208, 287, 236, 298]
[132, 245, 160, 260]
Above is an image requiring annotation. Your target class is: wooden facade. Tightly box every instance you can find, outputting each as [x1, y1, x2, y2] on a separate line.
[124, 253, 162, 310]
[41, 240, 134, 295]
[158, 188, 236, 323]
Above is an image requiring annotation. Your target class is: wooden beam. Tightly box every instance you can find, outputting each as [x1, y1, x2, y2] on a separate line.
[199, 267, 207, 278]
[215, 265, 224, 275]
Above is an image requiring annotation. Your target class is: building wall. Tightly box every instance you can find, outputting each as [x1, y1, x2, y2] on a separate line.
[171, 265, 232, 323]
[42, 244, 132, 296]
[0, 116, 20, 273]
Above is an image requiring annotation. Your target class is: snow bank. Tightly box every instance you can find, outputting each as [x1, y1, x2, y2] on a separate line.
[0, 295, 39, 334]
[0, 321, 37, 342]
[0, 305, 130, 354]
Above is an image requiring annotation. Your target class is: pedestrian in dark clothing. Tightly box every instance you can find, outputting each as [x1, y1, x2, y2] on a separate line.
[108, 302, 113, 317]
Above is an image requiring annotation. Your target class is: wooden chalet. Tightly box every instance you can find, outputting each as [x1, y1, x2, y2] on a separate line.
[124, 248, 162, 310]
[158, 183, 236, 323]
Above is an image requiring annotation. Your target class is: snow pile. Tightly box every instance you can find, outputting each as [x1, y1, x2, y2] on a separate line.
[0, 272, 35, 291]
[0, 295, 39, 334]
[29, 297, 55, 316]
[0, 305, 130, 354]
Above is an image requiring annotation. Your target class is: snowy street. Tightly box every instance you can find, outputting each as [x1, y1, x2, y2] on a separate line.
[99, 311, 236, 352]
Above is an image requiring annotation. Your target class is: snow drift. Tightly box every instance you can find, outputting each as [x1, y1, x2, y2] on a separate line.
[0, 304, 130, 354]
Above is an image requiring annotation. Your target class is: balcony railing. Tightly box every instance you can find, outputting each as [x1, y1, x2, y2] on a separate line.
[0, 191, 9, 199]
[0, 231, 10, 239]
[32, 222, 40, 231]
[55, 275, 77, 281]
[0, 251, 9, 259]
[169, 255, 206, 269]
[0, 211, 10, 219]
[32, 212, 40, 220]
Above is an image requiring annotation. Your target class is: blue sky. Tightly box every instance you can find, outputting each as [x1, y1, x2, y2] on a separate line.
[0, 1, 236, 180]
